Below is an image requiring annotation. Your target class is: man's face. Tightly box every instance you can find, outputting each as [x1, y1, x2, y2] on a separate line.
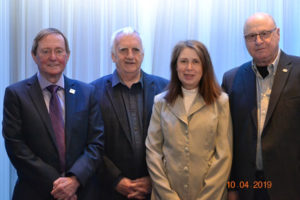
[32, 33, 69, 82]
[244, 15, 280, 66]
[112, 34, 144, 78]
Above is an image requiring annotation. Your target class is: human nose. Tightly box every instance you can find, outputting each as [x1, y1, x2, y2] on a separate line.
[49, 51, 57, 60]
[255, 34, 264, 44]
[126, 49, 134, 58]
[186, 62, 193, 70]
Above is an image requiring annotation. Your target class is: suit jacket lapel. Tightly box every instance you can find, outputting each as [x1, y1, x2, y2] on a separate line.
[240, 63, 258, 130]
[168, 94, 206, 125]
[188, 95, 206, 116]
[168, 96, 188, 124]
[105, 79, 132, 144]
[143, 73, 155, 139]
[64, 77, 76, 149]
[264, 52, 292, 129]
[27, 75, 58, 148]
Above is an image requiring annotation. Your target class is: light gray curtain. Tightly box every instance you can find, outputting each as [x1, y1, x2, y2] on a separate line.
[1, 0, 299, 199]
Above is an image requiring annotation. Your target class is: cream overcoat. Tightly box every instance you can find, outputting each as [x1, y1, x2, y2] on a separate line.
[146, 91, 232, 200]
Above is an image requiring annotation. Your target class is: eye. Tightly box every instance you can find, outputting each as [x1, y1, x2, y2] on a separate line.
[260, 31, 268, 37]
[249, 34, 257, 39]
[179, 59, 187, 64]
[119, 48, 128, 54]
[193, 59, 200, 64]
[132, 48, 140, 52]
[55, 49, 64, 55]
[41, 49, 50, 54]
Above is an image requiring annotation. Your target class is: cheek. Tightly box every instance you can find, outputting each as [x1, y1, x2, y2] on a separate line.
[57, 56, 68, 66]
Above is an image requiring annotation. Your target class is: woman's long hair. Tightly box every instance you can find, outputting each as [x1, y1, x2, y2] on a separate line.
[165, 40, 221, 105]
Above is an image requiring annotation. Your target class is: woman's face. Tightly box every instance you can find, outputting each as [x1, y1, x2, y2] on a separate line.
[176, 47, 203, 90]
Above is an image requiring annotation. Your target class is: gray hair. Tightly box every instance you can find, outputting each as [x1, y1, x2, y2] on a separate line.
[110, 27, 143, 54]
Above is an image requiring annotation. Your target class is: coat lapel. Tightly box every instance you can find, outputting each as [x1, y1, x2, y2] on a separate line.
[142, 73, 156, 138]
[240, 63, 258, 130]
[27, 75, 58, 148]
[168, 94, 206, 125]
[264, 52, 292, 130]
[64, 77, 76, 149]
[105, 79, 132, 144]
[168, 95, 188, 124]
[188, 95, 206, 116]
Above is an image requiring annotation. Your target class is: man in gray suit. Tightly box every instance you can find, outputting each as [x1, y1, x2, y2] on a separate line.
[92, 27, 168, 200]
[222, 13, 300, 200]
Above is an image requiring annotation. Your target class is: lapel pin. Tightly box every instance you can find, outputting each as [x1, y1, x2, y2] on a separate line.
[69, 88, 76, 94]
[282, 68, 288, 72]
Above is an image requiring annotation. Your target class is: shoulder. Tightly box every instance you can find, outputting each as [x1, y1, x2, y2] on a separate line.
[66, 76, 94, 91]
[154, 91, 168, 103]
[143, 72, 169, 86]
[285, 54, 300, 64]
[90, 74, 112, 88]
[214, 92, 230, 111]
[217, 92, 229, 103]
[5, 75, 37, 92]
[222, 61, 251, 92]
[223, 67, 239, 80]
[223, 61, 251, 79]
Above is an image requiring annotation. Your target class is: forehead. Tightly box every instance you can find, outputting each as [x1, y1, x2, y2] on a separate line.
[244, 15, 275, 34]
[38, 34, 65, 48]
[178, 47, 199, 58]
[115, 34, 142, 48]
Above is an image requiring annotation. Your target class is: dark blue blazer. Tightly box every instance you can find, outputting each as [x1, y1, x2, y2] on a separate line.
[91, 71, 168, 200]
[222, 51, 300, 200]
[2, 74, 104, 200]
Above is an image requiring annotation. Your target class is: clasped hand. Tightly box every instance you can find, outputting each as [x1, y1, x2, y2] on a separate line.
[51, 176, 80, 200]
[116, 176, 151, 199]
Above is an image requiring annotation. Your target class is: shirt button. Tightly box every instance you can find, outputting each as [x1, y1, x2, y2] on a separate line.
[184, 166, 188, 172]
[185, 130, 188, 135]
[184, 147, 189, 152]
[184, 184, 188, 189]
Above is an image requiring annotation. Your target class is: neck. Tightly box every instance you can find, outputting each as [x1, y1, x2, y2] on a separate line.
[119, 71, 141, 88]
[255, 49, 279, 66]
[42, 73, 62, 84]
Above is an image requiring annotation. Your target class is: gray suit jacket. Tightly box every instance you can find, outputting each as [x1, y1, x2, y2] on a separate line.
[3, 74, 104, 200]
[222, 51, 300, 200]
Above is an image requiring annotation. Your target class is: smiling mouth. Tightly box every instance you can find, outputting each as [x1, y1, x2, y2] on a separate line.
[184, 74, 194, 79]
[47, 63, 61, 68]
[125, 62, 136, 65]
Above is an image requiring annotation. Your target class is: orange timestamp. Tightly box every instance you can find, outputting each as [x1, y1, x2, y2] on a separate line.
[227, 180, 272, 189]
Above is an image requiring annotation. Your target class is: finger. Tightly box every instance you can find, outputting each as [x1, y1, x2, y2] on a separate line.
[127, 191, 143, 199]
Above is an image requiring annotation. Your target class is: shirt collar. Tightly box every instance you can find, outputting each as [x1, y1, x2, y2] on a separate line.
[112, 69, 144, 88]
[37, 71, 65, 90]
[252, 49, 281, 77]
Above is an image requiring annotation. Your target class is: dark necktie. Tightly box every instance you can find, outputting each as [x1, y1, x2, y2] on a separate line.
[257, 66, 269, 78]
[47, 85, 65, 172]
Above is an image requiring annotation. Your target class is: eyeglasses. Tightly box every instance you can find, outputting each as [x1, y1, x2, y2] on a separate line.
[39, 48, 67, 58]
[244, 27, 277, 42]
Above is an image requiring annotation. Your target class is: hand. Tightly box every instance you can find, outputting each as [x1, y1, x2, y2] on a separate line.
[127, 176, 151, 199]
[228, 190, 239, 200]
[65, 194, 78, 200]
[115, 177, 136, 197]
[51, 176, 80, 200]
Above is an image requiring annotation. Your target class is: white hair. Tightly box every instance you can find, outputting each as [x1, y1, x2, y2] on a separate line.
[110, 27, 143, 54]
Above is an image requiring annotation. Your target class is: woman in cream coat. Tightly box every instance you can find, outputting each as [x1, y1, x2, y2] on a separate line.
[146, 40, 232, 200]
